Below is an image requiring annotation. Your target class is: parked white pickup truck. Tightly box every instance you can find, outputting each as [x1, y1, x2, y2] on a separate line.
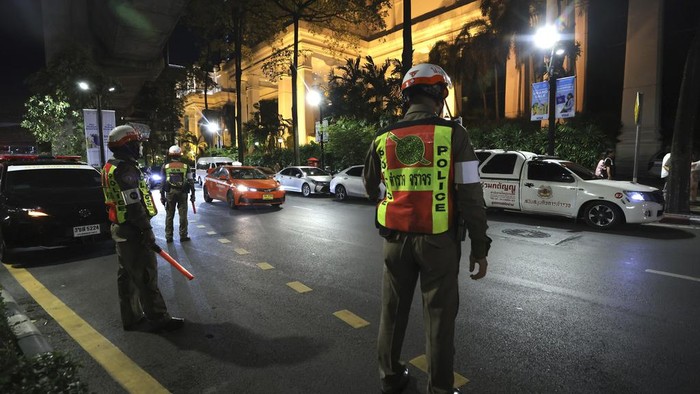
[476, 150, 665, 229]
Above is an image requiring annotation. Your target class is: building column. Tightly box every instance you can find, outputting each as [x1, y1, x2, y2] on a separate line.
[618, 0, 663, 178]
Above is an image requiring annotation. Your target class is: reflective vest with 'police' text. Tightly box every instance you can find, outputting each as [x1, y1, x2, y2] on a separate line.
[102, 159, 157, 224]
[375, 118, 454, 234]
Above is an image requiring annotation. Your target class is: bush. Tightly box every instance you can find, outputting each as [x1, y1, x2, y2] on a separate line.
[467, 117, 609, 169]
[0, 291, 87, 393]
[325, 118, 377, 170]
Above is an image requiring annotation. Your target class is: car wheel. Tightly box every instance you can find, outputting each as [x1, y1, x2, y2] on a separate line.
[227, 191, 238, 209]
[583, 201, 622, 229]
[302, 183, 311, 197]
[203, 186, 213, 203]
[335, 185, 347, 201]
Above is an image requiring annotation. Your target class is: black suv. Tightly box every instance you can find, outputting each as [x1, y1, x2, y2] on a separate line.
[0, 154, 111, 262]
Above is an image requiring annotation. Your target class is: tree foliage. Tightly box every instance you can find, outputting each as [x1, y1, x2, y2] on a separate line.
[325, 117, 377, 170]
[132, 67, 187, 161]
[267, 0, 391, 164]
[326, 56, 403, 126]
[21, 92, 81, 155]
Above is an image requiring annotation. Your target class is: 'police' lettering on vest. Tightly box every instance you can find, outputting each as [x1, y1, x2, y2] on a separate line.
[434, 145, 449, 212]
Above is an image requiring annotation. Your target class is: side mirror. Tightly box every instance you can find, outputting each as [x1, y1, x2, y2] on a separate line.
[296, 173, 302, 178]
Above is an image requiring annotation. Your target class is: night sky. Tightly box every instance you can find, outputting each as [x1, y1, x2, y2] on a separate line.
[0, 0, 44, 124]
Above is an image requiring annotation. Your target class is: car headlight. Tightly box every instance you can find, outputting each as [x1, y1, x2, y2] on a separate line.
[236, 184, 249, 192]
[624, 191, 652, 202]
[151, 174, 162, 181]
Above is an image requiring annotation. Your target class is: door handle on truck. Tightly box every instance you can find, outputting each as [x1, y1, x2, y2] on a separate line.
[524, 182, 534, 188]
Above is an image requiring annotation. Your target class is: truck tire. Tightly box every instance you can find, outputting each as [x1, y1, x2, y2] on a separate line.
[583, 201, 622, 229]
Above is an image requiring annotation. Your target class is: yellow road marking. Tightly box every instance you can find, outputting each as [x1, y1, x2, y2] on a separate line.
[196, 225, 206, 228]
[234, 248, 249, 255]
[3, 265, 168, 393]
[257, 262, 275, 270]
[409, 354, 469, 388]
[207, 231, 217, 235]
[333, 310, 370, 329]
[286, 281, 312, 293]
[218, 238, 231, 243]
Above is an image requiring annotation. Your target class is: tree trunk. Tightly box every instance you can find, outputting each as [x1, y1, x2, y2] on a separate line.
[494, 63, 500, 120]
[481, 88, 488, 119]
[235, 3, 245, 162]
[401, 0, 412, 75]
[292, 16, 300, 165]
[667, 26, 700, 213]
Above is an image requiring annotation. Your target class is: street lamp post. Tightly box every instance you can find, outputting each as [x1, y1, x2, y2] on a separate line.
[307, 89, 325, 169]
[78, 81, 114, 166]
[534, 25, 562, 156]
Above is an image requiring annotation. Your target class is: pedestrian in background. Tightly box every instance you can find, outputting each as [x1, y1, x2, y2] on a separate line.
[594, 152, 606, 178]
[363, 63, 491, 394]
[661, 152, 671, 202]
[603, 149, 616, 180]
[101, 125, 184, 332]
[161, 145, 195, 243]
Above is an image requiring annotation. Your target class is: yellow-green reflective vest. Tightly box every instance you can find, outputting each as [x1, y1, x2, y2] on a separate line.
[375, 119, 454, 234]
[164, 161, 189, 189]
[101, 159, 157, 224]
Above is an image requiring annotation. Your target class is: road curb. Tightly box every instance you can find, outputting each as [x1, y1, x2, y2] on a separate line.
[660, 213, 700, 225]
[1, 289, 53, 358]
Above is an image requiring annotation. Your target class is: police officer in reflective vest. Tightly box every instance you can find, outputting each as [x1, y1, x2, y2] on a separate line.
[101, 125, 184, 332]
[160, 145, 195, 243]
[363, 63, 491, 394]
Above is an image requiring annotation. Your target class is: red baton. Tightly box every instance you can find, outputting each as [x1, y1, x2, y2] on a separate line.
[152, 244, 195, 280]
[191, 200, 197, 214]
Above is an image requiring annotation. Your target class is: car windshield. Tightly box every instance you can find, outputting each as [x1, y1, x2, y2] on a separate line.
[303, 168, 330, 176]
[230, 168, 268, 180]
[6, 168, 102, 193]
[560, 161, 598, 180]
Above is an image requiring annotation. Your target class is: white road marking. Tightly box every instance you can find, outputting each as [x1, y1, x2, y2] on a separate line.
[645, 269, 700, 282]
[291, 205, 313, 211]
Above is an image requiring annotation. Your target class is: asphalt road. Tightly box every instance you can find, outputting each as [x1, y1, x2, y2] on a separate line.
[1, 191, 699, 393]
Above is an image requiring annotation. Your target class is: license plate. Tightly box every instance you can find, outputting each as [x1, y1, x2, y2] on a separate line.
[262, 194, 273, 200]
[73, 224, 100, 237]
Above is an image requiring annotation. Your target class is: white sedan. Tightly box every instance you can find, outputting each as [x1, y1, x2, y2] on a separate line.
[274, 166, 332, 197]
[330, 165, 386, 201]
[330, 165, 368, 201]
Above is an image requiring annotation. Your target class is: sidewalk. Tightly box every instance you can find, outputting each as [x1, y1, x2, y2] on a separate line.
[660, 201, 700, 225]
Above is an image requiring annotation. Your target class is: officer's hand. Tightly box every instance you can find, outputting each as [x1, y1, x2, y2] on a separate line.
[142, 229, 156, 249]
[190, 195, 195, 202]
[160, 196, 167, 205]
[469, 255, 488, 280]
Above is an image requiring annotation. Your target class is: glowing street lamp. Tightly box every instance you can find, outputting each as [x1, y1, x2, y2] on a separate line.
[307, 89, 326, 169]
[205, 122, 221, 148]
[78, 80, 115, 166]
[534, 25, 562, 156]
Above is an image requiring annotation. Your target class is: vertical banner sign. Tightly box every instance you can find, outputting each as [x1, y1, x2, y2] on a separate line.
[314, 119, 329, 143]
[83, 109, 116, 167]
[531, 81, 549, 121]
[555, 76, 576, 119]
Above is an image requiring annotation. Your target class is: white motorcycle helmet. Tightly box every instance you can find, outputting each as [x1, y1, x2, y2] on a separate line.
[108, 125, 142, 149]
[400, 63, 453, 102]
[168, 145, 182, 157]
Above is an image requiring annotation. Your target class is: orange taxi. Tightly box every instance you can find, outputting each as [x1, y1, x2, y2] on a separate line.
[202, 165, 285, 209]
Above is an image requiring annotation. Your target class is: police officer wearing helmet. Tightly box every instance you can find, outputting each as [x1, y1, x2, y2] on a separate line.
[101, 125, 184, 332]
[363, 63, 491, 394]
[160, 145, 195, 243]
